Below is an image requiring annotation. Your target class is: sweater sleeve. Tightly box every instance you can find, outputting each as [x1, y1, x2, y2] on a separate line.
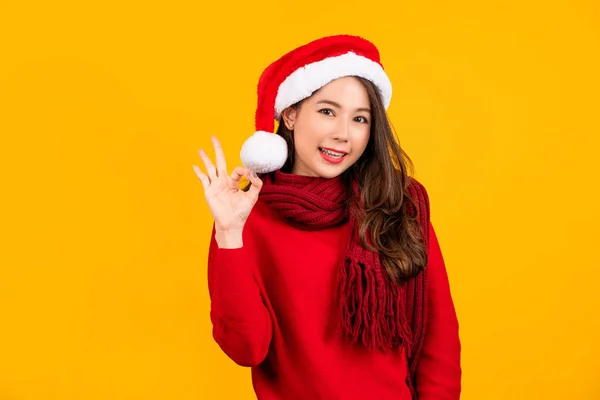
[207, 224, 273, 367]
[415, 221, 462, 399]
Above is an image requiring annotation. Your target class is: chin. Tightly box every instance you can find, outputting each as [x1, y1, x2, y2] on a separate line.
[316, 171, 341, 179]
[314, 157, 357, 178]
[294, 153, 354, 178]
[315, 165, 349, 179]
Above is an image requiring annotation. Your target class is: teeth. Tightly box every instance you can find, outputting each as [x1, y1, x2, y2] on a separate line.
[320, 148, 345, 158]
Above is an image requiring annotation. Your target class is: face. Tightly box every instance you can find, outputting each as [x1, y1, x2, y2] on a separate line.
[282, 76, 372, 178]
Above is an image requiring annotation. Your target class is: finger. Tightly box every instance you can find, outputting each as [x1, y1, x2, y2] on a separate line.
[198, 149, 217, 180]
[212, 136, 228, 178]
[192, 165, 210, 191]
[230, 166, 250, 183]
[245, 170, 263, 201]
[225, 166, 248, 191]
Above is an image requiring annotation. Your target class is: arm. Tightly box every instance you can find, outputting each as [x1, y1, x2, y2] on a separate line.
[415, 221, 462, 399]
[207, 224, 273, 367]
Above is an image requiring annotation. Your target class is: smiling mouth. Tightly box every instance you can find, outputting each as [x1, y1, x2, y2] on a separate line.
[318, 147, 347, 158]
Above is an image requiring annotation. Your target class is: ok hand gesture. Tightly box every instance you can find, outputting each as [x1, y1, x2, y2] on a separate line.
[192, 136, 263, 234]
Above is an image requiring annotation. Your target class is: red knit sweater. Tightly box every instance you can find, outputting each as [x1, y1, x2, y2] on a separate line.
[207, 199, 461, 400]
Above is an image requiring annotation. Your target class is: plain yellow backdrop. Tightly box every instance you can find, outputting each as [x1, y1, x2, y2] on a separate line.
[1, 0, 599, 399]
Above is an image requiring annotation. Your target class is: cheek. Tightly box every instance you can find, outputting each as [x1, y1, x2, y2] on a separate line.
[292, 130, 318, 156]
[354, 130, 371, 153]
[297, 118, 330, 147]
[304, 117, 332, 139]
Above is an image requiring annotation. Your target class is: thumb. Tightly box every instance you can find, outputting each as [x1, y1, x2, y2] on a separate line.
[245, 171, 263, 202]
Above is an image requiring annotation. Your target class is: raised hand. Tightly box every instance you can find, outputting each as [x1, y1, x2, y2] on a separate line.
[192, 136, 263, 238]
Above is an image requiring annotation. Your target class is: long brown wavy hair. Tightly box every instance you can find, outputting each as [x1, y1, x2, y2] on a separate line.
[255, 77, 428, 284]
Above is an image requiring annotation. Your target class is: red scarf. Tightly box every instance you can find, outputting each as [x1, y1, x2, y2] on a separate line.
[259, 170, 430, 394]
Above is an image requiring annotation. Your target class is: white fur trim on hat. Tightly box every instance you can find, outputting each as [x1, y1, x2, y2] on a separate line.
[240, 131, 288, 174]
[274, 51, 392, 117]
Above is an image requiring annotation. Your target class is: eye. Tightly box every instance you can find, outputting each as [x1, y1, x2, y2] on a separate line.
[319, 108, 334, 116]
[355, 116, 369, 124]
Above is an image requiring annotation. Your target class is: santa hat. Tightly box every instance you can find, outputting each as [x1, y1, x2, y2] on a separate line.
[240, 34, 393, 174]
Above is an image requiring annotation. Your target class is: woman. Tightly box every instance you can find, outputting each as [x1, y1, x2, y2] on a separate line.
[193, 35, 461, 400]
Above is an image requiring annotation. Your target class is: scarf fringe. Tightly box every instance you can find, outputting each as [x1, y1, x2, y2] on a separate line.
[339, 254, 412, 352]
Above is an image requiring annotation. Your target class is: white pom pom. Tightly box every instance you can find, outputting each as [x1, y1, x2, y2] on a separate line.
[240, 131, 288, 174]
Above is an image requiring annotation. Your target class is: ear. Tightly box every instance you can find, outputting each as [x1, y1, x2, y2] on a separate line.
[281, 107, 297, 130]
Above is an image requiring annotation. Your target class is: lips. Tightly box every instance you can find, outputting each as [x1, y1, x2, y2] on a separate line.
[319, 147, 348, 156]
[318, 147, 347, 164]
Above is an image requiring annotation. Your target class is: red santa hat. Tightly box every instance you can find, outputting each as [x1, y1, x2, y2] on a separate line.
[240, 34, 393, 174]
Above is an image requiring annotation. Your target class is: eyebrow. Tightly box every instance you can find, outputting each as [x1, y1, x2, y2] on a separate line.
[316, 99, 371, 114]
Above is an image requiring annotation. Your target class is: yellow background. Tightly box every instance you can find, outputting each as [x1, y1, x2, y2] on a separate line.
[1, 0, 599, 399]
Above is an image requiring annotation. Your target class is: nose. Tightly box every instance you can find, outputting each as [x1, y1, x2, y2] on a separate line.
[333, 119, 350, 142]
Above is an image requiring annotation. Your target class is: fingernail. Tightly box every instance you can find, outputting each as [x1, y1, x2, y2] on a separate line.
[252, 171, 258, 178]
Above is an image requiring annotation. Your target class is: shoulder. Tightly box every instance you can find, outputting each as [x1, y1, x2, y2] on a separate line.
[406, 175, 427, 194]
[406, 176, 430, 208]
[400, 178, 434, 255]
[247, 198, 275, 226]
[245, 196, 296, 235]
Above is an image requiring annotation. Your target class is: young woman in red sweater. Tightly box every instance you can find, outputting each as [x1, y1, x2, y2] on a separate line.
[193, 35, 461, 399]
